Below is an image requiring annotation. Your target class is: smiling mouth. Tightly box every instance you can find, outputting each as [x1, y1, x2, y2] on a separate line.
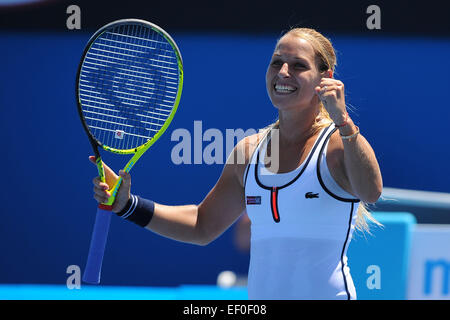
[274, 84, 297, 94]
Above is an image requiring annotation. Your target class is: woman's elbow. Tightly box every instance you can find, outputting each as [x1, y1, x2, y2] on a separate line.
[193, 222, 217, 246]
[361, 192, 381, 204]
[193, 233, 217, 246]
[359, 181, 383, 204]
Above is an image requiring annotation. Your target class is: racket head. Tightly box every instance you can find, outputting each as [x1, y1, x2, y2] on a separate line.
[76, 19, 183, 155]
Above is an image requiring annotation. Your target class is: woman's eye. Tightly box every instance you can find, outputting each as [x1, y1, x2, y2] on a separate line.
[271, 60, 306, 70]
[271, 60, 283, 67]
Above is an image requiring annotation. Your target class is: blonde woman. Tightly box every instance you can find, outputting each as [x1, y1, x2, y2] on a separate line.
[92, 28, 383, 300]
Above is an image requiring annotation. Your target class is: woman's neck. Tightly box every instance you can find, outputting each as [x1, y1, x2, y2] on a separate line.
[277, 106, 319, 146]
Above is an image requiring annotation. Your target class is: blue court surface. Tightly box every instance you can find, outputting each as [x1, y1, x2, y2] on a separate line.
[0, 284, 248, 300]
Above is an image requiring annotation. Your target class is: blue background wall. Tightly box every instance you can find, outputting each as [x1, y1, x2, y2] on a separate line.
[0, 31, 449, 286]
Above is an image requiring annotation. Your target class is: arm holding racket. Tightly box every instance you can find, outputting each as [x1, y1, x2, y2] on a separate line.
[90, 134, 259, 246]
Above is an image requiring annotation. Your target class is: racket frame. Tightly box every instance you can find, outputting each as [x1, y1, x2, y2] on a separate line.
[76, 18, 183, 209]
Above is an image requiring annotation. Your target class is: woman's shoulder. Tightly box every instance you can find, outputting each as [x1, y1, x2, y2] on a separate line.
[227, 129, 268, 187]
[233, 129, 268, 165]
[326, 129, 344, 163]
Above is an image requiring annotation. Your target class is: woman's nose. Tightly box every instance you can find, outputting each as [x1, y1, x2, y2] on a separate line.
[278, 63, 290, 78]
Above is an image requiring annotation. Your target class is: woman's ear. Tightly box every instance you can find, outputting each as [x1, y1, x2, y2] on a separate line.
[319, 68, 333, 79]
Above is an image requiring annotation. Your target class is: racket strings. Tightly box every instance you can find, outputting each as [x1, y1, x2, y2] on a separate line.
[79, 22, 180, 150]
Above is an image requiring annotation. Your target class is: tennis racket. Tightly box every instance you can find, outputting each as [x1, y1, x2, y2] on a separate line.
[76, 19, 183, 284]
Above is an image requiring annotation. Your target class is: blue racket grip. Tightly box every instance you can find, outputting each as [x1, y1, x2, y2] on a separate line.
[82, 207, 112, 284]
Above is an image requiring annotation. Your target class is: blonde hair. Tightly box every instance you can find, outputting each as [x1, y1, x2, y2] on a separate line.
[269, 27, 381, 233]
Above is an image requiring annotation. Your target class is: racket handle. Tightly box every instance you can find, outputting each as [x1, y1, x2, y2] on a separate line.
[82, 207, 112, 284]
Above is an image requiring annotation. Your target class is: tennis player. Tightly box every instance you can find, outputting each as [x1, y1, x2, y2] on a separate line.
[91, 28, 383, 300]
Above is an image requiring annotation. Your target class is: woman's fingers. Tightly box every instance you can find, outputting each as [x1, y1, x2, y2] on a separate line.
[92, 176, 109, 190]
[320, 78, 344, 87]
[89, 157, 132, 210]
[89, 156, 119, 189]
[118, 170, 131, 190]
[315, 78, 347, 124]
[110, 170, 132, 213]
[92, 176, 111, 203]
[94, 193, 109, 204]
[316, 81, 344, 101]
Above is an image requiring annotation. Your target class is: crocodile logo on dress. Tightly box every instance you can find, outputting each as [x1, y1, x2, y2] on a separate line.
[305, 192, 319, 199]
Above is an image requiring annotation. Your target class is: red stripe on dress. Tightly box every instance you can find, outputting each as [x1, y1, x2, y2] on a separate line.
[271, 187, 280, 223]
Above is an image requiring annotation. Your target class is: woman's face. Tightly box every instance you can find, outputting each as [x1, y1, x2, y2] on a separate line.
[266, 34, 324, 111]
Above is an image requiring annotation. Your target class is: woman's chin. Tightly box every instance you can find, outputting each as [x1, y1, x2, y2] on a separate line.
[271, 98, 301, 111]
[270, 94, 317, 113]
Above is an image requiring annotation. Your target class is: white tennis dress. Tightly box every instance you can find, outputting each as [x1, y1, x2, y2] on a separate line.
[244, 124, 359, 300]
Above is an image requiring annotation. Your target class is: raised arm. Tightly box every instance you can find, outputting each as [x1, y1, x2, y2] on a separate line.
[316, 76, 383, 203]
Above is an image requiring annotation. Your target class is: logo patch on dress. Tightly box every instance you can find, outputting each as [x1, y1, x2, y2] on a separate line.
[246, 196, 261, 205]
